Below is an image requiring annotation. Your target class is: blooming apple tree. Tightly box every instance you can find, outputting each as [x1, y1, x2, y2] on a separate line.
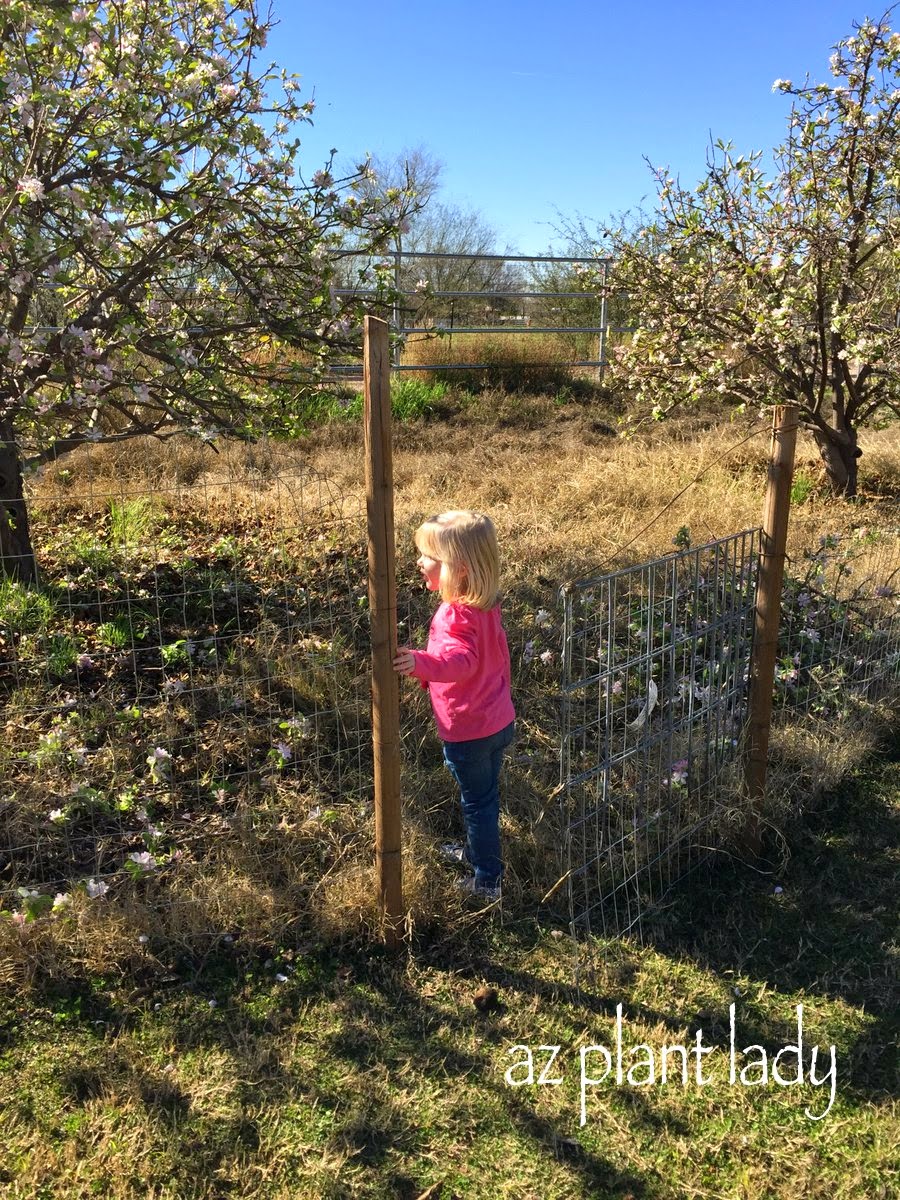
[605, 15, 900, 497]
[0, 0, 418, 581]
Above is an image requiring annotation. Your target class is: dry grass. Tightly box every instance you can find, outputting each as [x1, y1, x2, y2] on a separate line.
[202, 409, 898, 588]
[55, 410, 900, 582]
[401, 331, 590, 392]
[767, 702, 891, 814]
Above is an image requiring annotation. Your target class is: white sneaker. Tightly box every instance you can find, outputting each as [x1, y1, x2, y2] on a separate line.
[439, 842, 468, 865]
[455, 875, 502, 903]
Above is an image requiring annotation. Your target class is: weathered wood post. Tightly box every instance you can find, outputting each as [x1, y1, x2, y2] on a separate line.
[744, 404, 799, 854]
[363, 316, 404, 945]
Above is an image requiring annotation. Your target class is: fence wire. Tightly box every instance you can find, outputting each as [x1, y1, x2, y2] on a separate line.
[0, 454, 371, 915]
[559, 530, 760, 944]
[776, 527, 900, 718]
[5, 449, 900, 949]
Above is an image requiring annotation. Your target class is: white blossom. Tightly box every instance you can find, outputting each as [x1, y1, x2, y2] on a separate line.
[17, 176, 44, 201]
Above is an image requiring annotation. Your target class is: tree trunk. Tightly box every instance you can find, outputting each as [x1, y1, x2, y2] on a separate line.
[812, 423, 859, 498]
[0, 420, 39, 585]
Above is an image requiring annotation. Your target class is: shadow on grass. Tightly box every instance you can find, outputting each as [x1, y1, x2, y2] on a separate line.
[297, 956, 658, 1199]
[5, 742, 897, 1197]
[4, 928, 661, 1198]
[636, 738, 900, 1101]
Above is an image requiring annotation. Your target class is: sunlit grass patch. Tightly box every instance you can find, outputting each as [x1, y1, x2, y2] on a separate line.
[1, 838, 897, 1199]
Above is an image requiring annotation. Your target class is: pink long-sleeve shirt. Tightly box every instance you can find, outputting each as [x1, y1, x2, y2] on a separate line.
[409, 601, 515, 743]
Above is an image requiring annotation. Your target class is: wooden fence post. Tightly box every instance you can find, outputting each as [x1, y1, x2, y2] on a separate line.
[364, 316, 404, 946]
[744, 404, 800, 855]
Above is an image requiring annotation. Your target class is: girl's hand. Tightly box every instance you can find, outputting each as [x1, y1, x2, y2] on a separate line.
[392, 648, 416, 676]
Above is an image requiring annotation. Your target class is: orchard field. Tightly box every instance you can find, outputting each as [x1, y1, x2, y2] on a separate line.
[0, 393, 898, 1199]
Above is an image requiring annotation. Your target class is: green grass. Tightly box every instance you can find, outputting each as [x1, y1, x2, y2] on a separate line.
[791, 471, 817, 505]
[95, 618, 132, 649]
[0, 578, 57, 635]
[108, 497, 159, 550]
[45, 633, 79, 678]
[0, 749, 897, 1198]
[299, 378, 449, 426]
[390, 376, 448, 420]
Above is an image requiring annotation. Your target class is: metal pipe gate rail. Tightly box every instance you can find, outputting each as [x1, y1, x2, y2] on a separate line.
[334, 250, 626, 379]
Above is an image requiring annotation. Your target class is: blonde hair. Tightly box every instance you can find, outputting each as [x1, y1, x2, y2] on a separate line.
[414, 510, 501, 610]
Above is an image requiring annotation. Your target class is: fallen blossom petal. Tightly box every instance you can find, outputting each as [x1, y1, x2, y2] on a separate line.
[129, 851, 157, 869]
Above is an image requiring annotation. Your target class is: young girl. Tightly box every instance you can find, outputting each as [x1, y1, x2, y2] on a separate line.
[392, 510, 515, 901]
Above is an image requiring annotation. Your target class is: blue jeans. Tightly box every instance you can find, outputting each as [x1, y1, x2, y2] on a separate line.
[442, 721, 515, 888]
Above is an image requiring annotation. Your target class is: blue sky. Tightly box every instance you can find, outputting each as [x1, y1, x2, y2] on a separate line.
[269, 1, 875, 253]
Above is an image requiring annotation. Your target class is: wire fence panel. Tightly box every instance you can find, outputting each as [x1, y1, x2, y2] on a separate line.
[0, 459, 370, 915]
[776, 527, 900, 718]
[559, 530, 760, 943]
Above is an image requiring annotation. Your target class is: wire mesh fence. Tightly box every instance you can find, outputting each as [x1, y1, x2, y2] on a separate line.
[558, 530, 761, 944]
[776, 527, 900, 718]
[0, 453, 372, 920]
[557, 518, 900, 954]
[4, 443, 900, 952]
